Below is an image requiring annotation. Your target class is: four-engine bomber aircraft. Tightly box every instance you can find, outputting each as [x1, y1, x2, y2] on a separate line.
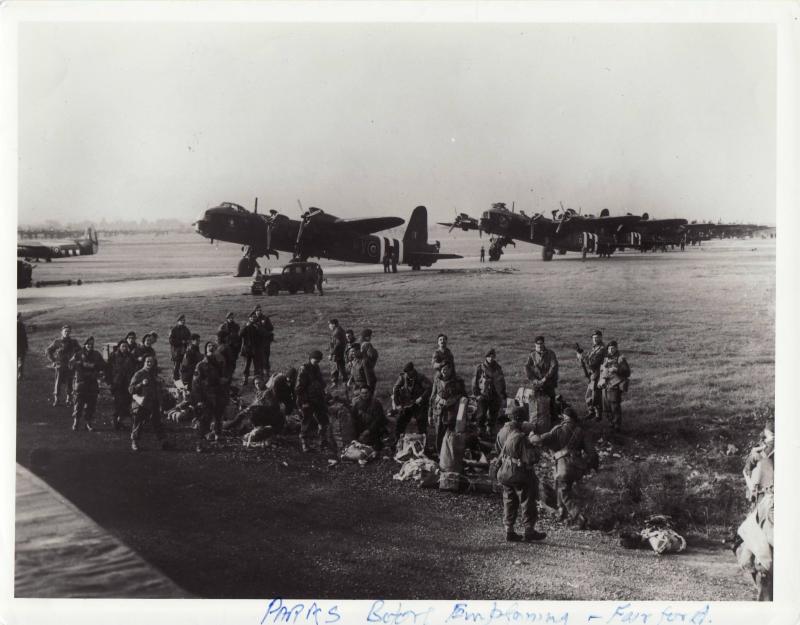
[195, 202, 461, 275]
[17, 227, 99, 262]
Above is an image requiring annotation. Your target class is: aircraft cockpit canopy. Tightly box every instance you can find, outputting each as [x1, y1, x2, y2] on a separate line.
[220, 202, 249, 212]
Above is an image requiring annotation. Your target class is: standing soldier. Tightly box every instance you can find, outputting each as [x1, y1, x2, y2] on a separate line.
[382, 250, 391, 273]
[524, 335, 559, 432]
[123, 331, 139, 354]
[392, 362, 432, 439]
[192, 342, 226, 451]
[531, 407, 598, 529]
[134, 333, 157, 369]
[295, 350, 329, 453]
[346, 347, 375, 394]
[480, 246, 486, 263]
[431, 333, 455, 379]
[576, 329, 607, 420]
[345, 329, 360, 355]
[128, 355, 166, 452]
[351, 386, 388, 450]
[315, 265, 325, 296]
[495, 407, 547, 542]
[168, 314, 191, 381]
[598, 340, 631, 431]
[428, 362, 466, 454]
[217, 311, 243, 377]
[45, 324, 81, 407]
[328, 318, 347, 384]
[179, 333, 203, 393]
[240, 313, 263, 385]
[473, 348, 507, 438]
[17, 313, 28, 381]
[360, 329, 378, 393]
[69, 336, 107, 432]
[107, 340, 138, 430]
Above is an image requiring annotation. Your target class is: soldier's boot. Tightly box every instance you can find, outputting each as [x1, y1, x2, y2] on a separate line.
[523, 528, 547, 542]
[505, 528, 522, 542]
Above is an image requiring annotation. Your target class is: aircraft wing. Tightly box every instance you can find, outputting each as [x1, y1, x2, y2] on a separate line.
[558, 214, 642, 233]
[336, 217, 405, 234]
[409, 252, 463, 260]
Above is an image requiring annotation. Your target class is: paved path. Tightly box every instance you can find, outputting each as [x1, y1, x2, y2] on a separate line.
[15, 464, 190, 598]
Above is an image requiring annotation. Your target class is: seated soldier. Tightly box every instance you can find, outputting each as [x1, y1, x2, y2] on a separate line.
[351, 385, 388, 450]
[224, 375, 284, 436]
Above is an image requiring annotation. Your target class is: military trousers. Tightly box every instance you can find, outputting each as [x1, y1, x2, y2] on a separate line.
[72, 389, 98, 425]
[502, 476, 539, 532]
[602, 387, 623, 428]
[242, 352, 265, 379]
[131, 404, 164, 441]
[395, 404, 428, 437]
[585, 378, 602, 417]
[330, 355, 347, 385]
[530, 388, 555, 434]
[53, 367, 73, 402]
[554, 458, 584, 522]
[198, 398, 226, 439]
[112, 389, 132, 421]
[171, 351, 185, 380]
[299, 401, 330, 445]
[475, 395, 502, 431]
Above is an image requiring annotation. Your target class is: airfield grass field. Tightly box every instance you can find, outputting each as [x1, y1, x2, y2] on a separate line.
[15, 237, 774, 599]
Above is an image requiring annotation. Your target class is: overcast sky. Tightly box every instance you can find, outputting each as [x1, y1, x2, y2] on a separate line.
[17, 21, 775, 225]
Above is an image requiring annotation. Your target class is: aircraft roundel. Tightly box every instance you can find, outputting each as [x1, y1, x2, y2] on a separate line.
[368, 241, 379, 257]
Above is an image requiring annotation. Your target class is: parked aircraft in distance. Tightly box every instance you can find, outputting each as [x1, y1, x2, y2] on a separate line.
[195, 201, 461, 275]
[441, 202, 770, 260]
[17, 227, 99, 262]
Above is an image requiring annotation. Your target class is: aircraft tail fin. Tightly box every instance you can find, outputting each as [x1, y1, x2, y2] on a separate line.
[403, 205, 428, 245]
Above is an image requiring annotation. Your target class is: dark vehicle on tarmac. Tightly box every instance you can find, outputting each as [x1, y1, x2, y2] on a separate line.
[252, 261, 323, 296]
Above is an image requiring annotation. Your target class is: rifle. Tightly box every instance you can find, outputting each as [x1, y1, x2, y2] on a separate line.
[575, 343, 591, 380]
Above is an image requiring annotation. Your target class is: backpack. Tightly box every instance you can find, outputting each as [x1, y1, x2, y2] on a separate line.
[495, 431, 530, 488]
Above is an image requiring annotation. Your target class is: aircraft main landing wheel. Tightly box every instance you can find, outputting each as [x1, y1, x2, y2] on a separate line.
[236, 257, 257, 277]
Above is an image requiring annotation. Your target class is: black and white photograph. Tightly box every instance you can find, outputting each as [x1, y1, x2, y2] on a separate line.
[3, 1, 798, 623]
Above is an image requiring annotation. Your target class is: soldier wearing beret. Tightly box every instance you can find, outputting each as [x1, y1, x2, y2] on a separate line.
[107, 339, 138, 430]
[217, 311, 243, 376]
[598, 340, 631, 431]
[344, 329, 360, 356]
[179, 333, 203, 393]
[129, 355, 166, 452]
[576, 329, 607, 420]
[531, 407, 597, 529]
[192, 341, 227, 452]
[495, 407, 547, 543]
[428, 361, 466, 454]
[392, 362, 433, 438]
[328, 318, 348, 385]
[295, 349, 330, 452]
[168, 313, 192, 381]
[524, 336, 559, 433]
[45, 324, 81, 407]
[472, 348, 507, 438]
[68, 336, 107, 432]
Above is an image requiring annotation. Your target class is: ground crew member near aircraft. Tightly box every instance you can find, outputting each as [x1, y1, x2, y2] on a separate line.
[193, 342, 227, 451]
[383, 249, 391, 273]
[480, 246, 486, 263]
[351, 385, 388, 450]
[598, 340, 631, 431]
[217, 312, 243, 377]
[524, 335, 559, 432]
[295, 350, 330, 453]
[240, 313, 264, 385]
[68, 336, 107, 432]
[328, 318, 347, 384]
[429, 362, 466, 454]
[531, 406, 597, 530]
[179, 333, 203, 393]
[576, 329, 607, 420]
[128, 355, 166, 452]
[431, 333, 455, 379]
[107, 339, 138, 430]
[17, 313, 28, 382]
[495, 406, 547, 543]
[392, 362, 432, 438]
[46, 324, 82, 407]
[360, 329, 378, 393]
[315, 265, 325, 296]
[168, 314, 192, 381]
[473, 348, 507, 437]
